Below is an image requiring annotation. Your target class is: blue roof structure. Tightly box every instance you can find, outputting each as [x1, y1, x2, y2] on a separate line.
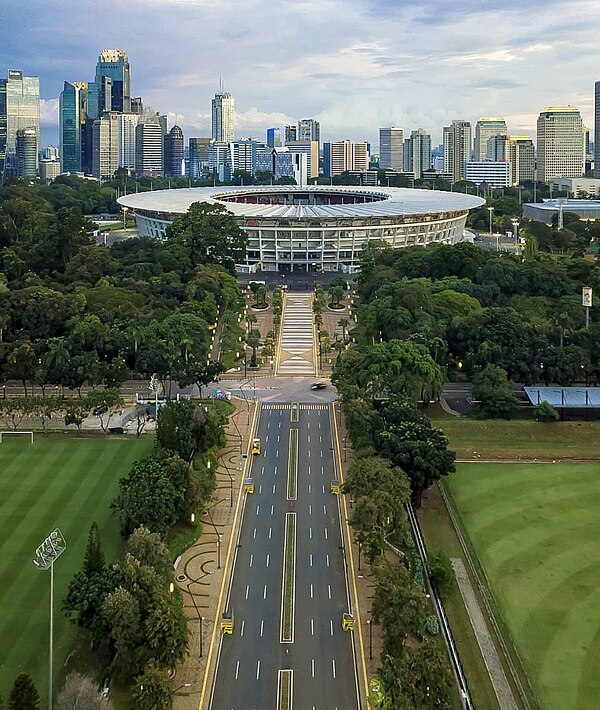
[524, 387, 600, 409]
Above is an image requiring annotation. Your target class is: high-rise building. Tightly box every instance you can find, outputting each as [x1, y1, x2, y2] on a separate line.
[16, 126, 37, 177]
[88, 49, 131, 118]
[117, 113, 138, 170]
[379, 127, 404, 171]
[284, 124, 297, 143]
[208, 142, 232, 181]
[486, 134, 509, 162]
[473, 117, 507, 161]
[164, 125, 184, 177]
[507, 135, 535, 184]
[443, 120, 472, 182]
[39, 158, 60, 182]
[465, 160, 511, 188]
[0, 70, 40, 178]
[92, 111, 119, 179]
[229, 140, 258, 175]
[256, 147, 308, 185]
[41, 145, 59, 161]
[537, 106, 584, 182]
[595, 82, 600, 178]
[131, 97, 143, 115]
[211, 91, 235, 142]
[60, 81, 87, 173]
[298, 119, 320, 146]
[266, 128, 281, 149]
[284, 140, 319, 179]
[403, 128, 431, 178]
[323, 140, 369, 177]
[135, 109, 164, 177]
[188, 137, 212, 178]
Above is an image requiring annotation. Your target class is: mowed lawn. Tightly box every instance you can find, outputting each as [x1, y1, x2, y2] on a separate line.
[448, 463, 600, 710]
[0, 436, 152, 702]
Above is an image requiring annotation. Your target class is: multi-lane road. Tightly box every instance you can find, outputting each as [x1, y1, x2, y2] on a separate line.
[208, 402, 361, 709]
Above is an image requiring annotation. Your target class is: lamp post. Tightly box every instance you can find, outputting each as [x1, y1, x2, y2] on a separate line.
[511, 218, 520, 254]
[33, 529, 66, 710]
[367, 618, 373, 660]
[487, 205, 495, 240]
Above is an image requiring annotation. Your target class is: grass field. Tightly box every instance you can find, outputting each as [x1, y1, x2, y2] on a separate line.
[434, 419, 600, 459]
[447, 462, 600, 710]
[0, 435, 152, 703]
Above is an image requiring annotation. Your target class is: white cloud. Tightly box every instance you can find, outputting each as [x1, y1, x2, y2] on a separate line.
[40, 98, 59, 126]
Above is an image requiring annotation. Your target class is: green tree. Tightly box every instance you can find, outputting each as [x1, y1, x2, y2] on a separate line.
[83, 522, 105, 575]
[85, 388, 124, 433]
[470, 364, 520, 419]
[337, 317, 351, 342]
[8, 674, 40, 710]
[428, 551, 454, 597]
[165, 202, 247, 273]
[131, 662, 172, 710]
[533, 400, 560, 422]
[246, 328, 261, 367]
[126, 527, 173, 578]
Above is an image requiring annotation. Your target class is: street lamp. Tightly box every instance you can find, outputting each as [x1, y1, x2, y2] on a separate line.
[511, 218, 520, 254]
[33, 528, 66, 710]
[487, 205, 495, 239]
[366, 618, 373, 660]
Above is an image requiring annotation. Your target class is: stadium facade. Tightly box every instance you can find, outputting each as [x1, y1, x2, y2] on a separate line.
[117, 186, 484, 273]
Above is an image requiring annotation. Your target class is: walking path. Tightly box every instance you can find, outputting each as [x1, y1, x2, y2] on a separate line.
[276, 293, 317, 377]
[451, 558, 519, 710]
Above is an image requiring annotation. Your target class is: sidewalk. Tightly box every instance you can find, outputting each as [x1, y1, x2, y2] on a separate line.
[172, 398, 257, 710]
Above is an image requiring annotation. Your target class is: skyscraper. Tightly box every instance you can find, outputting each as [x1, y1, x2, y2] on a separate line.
[284, 124, 297, 143]
[298, 119, 320, 146]
[59, 81, 87, 173]
[443, 120, 472, 182]
[88, 49, 131, 117]
[0, 70, 40, 178]
[16, 126, 37, 177]
[284, 141, 319, 179]
[117, 113, 139, 170]
[323, 140, 369, 177]
[594, 82, 600, 178]
[164, 125, 184, 177]
[507, 135, 535, 184]
[92, 111, 119, 179]
[188, 137, 212, 178]
[211, 91, 235, 142]
[537, 106, 584, 182]
[135, 109, 164, 177]
[473, 117, 507, 161]
[266, 128, 281, 149]
[403, 129, 431, 179]
[379, 127, 404, 171]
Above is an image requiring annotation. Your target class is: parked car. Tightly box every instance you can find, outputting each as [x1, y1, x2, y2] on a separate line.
[311, 382, 327, 390]
[93, 404, 109, 416]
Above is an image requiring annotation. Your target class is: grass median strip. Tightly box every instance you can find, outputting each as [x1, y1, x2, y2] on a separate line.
[277, 669, 293, 710]
[287, 428, 298, 500]
[280, 512, 297, 642]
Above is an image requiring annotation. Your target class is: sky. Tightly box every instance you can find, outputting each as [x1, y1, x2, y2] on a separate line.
[3, 0, 600, 150]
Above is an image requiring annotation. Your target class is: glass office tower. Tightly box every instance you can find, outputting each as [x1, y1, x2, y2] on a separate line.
[60, 81, 87, 173]
[0, 70, 40, 178]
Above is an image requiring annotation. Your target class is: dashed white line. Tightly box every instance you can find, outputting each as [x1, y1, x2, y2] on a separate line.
[245, 585, 250, 600]
[276, 450, 279, 458]
[307, 435, 311, 443]
[263, 584, 268, 599]
[259, 485, 263, 494]
[319, 436, 323, 443]
[270, 504, 274, 515]
[319, 422, 322, 429]
[322, 484, 325, 493]
[308, 465, 311, 476]
[309, 504, 312, 515]
[320, 450, 323, 458]
[253, 528, 257, 539]
[260, 620, 264, 637]
[266, 554, 270, 567]
[272, 484, 276, 494]
[307, 450, 311, 458]
[308, 483, 312, 493]
[311, 659, 315, 678]
[328, 584, 331, 599]
[274, 466, 278, 475]
[323, 504, 327, 515]
[249, 554, 253, 567]
[310, 583, 314, 599]
[326, 554, 330, 567]
[332, 659, 336, 679]
[267, 422, 271, 429]
[309, 553, 313, 567]
[321, 466, 324, 475]
[265, 435, 269, 443]
[277, 435, 280, 442]
[311, 618, 314, 635]
[256, 660, 261, 680]
[330, 619, 334, 636]
[256, 505, 260, 515]
[261, 466, 265, 476]
[235, 660, 240, 679]
[309, 527, 313, 539]
[307, 422, 310, 429]
[241, 619, 245, 637]
[325, 527, 328, 540]
[269, 527, 272, 539]
[279, 421, 281, 428]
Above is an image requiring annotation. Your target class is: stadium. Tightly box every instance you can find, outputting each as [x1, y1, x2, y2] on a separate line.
[117, 186, 485, 273]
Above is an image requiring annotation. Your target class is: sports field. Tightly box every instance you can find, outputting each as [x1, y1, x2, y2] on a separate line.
[0, 436, 152, 702]
[448, 462, 600, 710]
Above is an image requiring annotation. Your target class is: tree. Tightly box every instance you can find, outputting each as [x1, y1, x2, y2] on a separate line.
[8, 674, 40, 710]
[113, 459, 182, 536]
[85, 388, 124, 433]
[62, 565, 121, 640]
[337, 317, 351, 343]
[246, 328, 261, 367]
[156, 400, 196, 460]
[470, 364, 520, 419]
[57, 672, 113, 710]
[428, 551, 454, 597]
[83, 522, 105, 575]
[131, 662, 172, 710]
[533, 400, 560, 422]
[165, 202, 247, 273]
[63, 400, 89, 432]
[126, 526, 173, 578]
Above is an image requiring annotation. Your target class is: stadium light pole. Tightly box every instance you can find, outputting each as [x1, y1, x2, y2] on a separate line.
[33, 528, 66, 710]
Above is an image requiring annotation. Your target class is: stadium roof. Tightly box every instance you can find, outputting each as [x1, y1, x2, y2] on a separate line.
[524, 387, 600, 409]
[117, 185, 485, 220]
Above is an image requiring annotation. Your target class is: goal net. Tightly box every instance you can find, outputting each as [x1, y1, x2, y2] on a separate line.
[0, 431, 34, 443]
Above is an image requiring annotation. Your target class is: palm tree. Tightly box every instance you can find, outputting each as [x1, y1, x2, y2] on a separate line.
[246, 313, 258, 331]
[338, 317, 351, 343]
[246, 329, 261, 367]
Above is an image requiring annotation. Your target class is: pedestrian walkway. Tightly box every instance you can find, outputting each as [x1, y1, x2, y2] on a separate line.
[276, 292, 317, 377]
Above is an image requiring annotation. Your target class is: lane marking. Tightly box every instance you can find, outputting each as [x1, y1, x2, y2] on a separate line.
[324, 527, 328, 540]
[311, 659, 315, 678]
[280, 512, 297, 643]
[323, 504, 327, 515]
[241, 619, 245, 637]
[235, 660, 240, 679]
[310, 583, 314, 599]
[245, 585, 250, 600]
[311, 618, 314, 635]
[291, 402, 299, 423]
[277, 669, 293, 710]
[261, 466, 265, 476]
[308, 465, 311, 476]
[326, 554, 330, 567]
[266, 554, 270, 567]
[269, 527, 272, 539]
[249, 554, 253, 567]
[309, 527, 312, 539]
[277, 435, 280, 442]
[260, 619, 264, 637]
[309, 504, 312, 515]
[328, 584, 331, 600]
[256, 505, 260, 515]
[330, 619, 334, 636]
[256, 660, 261, 680]
[274, 466, 278, 475]
[287, 429, 298, 500]
[307, 450, 311, 458]
[321, 466, 324, 476]
[332, 659, 336, 679]
[319, 436, 323, 443]
[264, 584, 268, 600]
[308, 484, 312, 493]
[307, 435, 311, 443]
[273, 484, 276, 494]
[259, 485, 263, 494]
[266, 435, 269, 443]
[271, 504, 274, 515]
[309, 553, 313, 567]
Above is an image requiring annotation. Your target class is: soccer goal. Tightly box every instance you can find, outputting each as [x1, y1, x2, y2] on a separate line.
[0, 431, 34, 443]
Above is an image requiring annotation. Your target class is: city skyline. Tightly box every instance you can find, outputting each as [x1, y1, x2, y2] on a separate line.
[2, 0, 600, 149]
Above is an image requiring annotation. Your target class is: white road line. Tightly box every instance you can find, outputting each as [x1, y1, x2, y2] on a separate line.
[272, 484, 276, 493]
[256, 505, 260, 515]
[323, 504, 327, 515]
[308, 465, 311, 476]
[320, 450, 323, 458]
[277, 435, 280, 442]
[319, 436, 323, 443]
[235, 660, 240, 679]
[267, 422, 271, 429]
[309, 527, 312, 539]
[307, 450, 311, 458]
[321, 466, 324, 475]
[261, 466, 265, 476]
[325, 527, 328, 540]
[311, 659, 315, 678]
[309, 553, 313, 567]
[308, 483, 312, 493]
[260, 620, 264, 637]
[276, 450, 279, 458]
[269, 527, 272, 539]
[274, 465, 278, 475]
[266, 435, 269, 442]
[322, 485, 325, 493]
[266, 554, 270, 567]
[309, 504, 312, 515]
[330, 619, 334, 636]
[253, 528, 257, 539]
[271, 504, 274, 515]
[241, 619, 245, 637]
[328, 584, 331, 599]
[332, 659, 336, 679]
[259, 485, 263, 494]
[245, 585, 250, 600]
[307, 422, 310, 429]
[326, 554, 330, 567]
[310, 583, 314, 598]
[256, 660, 261, 680]
[263, 584, 268, 599]
[311, 618, 314, 635]
[307, 435, 311, 443]
[279, 421, 281, 428]
[249, 554, 253, 567]
[319, 422, 322, 429]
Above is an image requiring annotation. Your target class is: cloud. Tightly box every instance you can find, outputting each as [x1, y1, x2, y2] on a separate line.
[40, 98, 59, 127]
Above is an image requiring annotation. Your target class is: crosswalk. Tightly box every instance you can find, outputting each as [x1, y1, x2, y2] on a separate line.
[276, 293, 317, 377]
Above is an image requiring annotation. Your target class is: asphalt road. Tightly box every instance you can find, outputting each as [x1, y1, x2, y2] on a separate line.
[209, 403, 359, 710]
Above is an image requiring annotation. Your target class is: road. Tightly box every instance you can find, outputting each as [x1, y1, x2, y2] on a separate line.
[209, 403, 360, 709]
